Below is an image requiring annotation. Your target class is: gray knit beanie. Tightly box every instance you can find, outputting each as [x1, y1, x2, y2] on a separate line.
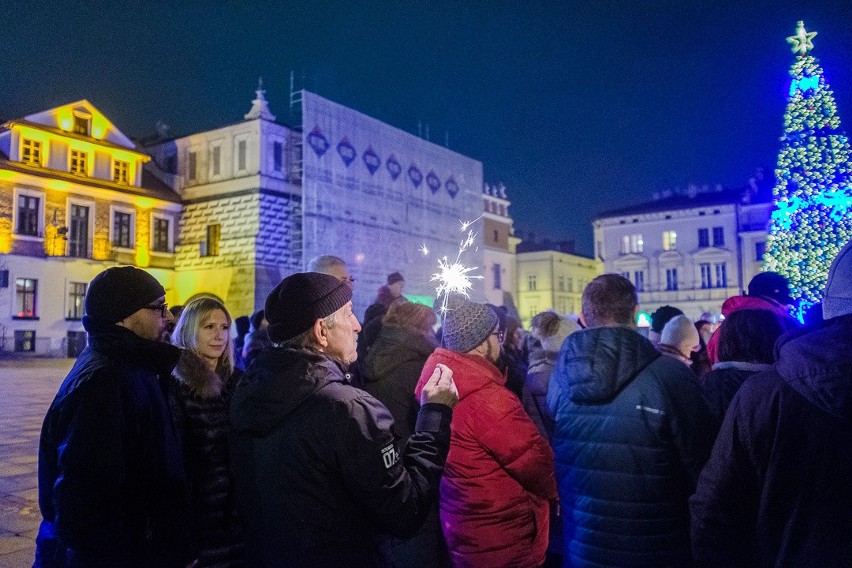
[823, 240, 852, 320]
[442, 301, 498, 353]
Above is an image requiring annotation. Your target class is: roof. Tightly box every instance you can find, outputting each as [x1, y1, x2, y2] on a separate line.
[0, 157, 182, 204]
[596, 176, 774, 220]
[4, 118, 148, 157]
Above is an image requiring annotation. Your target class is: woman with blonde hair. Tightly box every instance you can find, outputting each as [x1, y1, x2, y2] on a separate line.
[171, 297, 244, 568]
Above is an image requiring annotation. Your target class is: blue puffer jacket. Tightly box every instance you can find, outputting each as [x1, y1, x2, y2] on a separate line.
[547, 327, 717, 567]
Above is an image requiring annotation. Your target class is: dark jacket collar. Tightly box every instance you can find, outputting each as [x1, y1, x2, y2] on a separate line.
[88, 324, 181, 376]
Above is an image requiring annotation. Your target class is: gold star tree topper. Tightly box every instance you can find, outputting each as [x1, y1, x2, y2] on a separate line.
[787, 21, 817, 55]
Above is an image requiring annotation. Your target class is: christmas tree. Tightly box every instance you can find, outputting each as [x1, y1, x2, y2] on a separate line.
[764, 21, 852, 320]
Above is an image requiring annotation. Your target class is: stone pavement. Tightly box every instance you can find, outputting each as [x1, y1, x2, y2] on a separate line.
[0, 358, 73, 568]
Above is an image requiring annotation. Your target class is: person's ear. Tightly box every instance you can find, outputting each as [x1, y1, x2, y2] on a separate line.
[312, 318, 328, 348]
[579, 312, 587, 328]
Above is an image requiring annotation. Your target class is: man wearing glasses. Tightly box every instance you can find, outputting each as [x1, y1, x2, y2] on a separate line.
[35, 266, 194, 568]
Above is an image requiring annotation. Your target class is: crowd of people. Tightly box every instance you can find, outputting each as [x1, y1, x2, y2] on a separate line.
[31, 241, 852, 567]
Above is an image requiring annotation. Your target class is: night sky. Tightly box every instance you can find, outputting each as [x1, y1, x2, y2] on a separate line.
[2, 1, 851, 255]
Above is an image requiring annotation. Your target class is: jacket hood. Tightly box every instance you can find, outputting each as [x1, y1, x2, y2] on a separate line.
[363, 325, 435, 384]
[172, 348, 225, 399]
[414, 347, 504, 402]
[230, 346, 346, 435]
[557, 326, 660, 404]
[720, 294, 788, 317]
[775, 314, 852, 420]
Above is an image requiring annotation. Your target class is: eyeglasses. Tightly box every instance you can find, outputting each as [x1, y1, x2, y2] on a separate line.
[341, 277, 356, 284]
[143, 303, 169, 317]
[491, 330, 505, 343]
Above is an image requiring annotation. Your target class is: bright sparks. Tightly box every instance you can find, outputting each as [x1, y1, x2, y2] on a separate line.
[419, 242, 429, 256]
[431, 219, 483, 316]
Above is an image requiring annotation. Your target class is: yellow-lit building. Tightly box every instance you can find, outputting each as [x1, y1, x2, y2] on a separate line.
[515, 244, 602, 328]
[0, 101, 181, 355]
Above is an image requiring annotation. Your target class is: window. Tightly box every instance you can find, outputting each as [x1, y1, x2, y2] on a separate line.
[634, 270, 645, 292]
[113, 160, 129, 184]
[211, 144, 221, 176]
[152, 217, 171, 252]
[666, 268, 678, 290]
[67, 282, 87, 320]
[558, 275, 565, 292]
[698, 228, 710, 248]
[21, 139, 42, 166]
[663, 230, 677, 251]
[621, 271, 630, 281]
[188, 151, 197, 181]
[713, 226, 725, 247]
[528, 274, 537, 291]
[621, 234, 643, 253]
[73, 114, 90, 136]
[493, 264, 502, 290]
[68, 204, 90, 258]
[17, 194, 40, 236]
[15, 278, 37, 318]
[755, 241, 766, 261]
[700, 263, 712, 288]
[566, 277, 573, 292]
[70, 150, 88, 175]
[529, 305, 538, 320]
[14, 330, 35, 352]
[112, 211, 132, 248]
[493, 229, 499, 243]
[203, 224, 221, 257]
[273, 141, 283, 172]
[237, 139, 247, 172]
[715, 263, 728, 288]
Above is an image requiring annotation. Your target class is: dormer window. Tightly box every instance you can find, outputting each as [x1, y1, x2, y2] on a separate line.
[70, 150, 88, 176]
[21, 139, 42, 166]
[73, 113, 91, 136]
[113, 160, 129, 184]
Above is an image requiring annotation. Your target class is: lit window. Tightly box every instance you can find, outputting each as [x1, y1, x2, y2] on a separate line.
[21, 139, 42, 166]
[113, 160, 129, 184]
[700, 263, 712, 288]
[623, 234, 643, 253]
[113, 211, 132, 248]
[202, 224, 221, 257]
[17, 195, 40, 236]
[70, 150, 88, 176]
[715, 263, 727, 288]
[663, 231, 677, 251]
[73, 114, 90, 136]
[67, 282, 87, 320]
[152, 217, 171, 252]
[14, 330, 36, 352]
[15, 278, 37, 318]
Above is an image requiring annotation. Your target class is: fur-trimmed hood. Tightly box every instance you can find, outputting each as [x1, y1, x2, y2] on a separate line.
[172, 348, 226, 399]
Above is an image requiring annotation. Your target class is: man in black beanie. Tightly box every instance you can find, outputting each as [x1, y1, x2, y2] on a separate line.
[35, 266, 193, 568]
[230, 272, 458, 568]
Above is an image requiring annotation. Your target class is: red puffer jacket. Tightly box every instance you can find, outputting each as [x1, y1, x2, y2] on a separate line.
[416, 348, 557, 568]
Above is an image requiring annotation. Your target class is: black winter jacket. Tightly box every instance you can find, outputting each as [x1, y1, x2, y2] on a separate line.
[698, 361, 772, 424]
[691, 315, 852, 566]
[35, 324, 189, 568]
[170, 350, 244, 568]
[362, 325, 435, 442]
[547, 326, 717, 567]
[229, 346, 451, 568]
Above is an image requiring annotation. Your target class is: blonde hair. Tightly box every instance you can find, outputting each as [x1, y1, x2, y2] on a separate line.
[172, 297, 234, 377]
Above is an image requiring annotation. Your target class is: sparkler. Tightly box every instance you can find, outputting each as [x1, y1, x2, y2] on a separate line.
[431, 217, 484, 316]
[419, 242, 429, 256]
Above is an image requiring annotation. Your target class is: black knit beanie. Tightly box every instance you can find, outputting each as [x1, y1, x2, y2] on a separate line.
[265, 272, 353, 343]
[650, 305, 684, 333]
[84, 266, 166, 325]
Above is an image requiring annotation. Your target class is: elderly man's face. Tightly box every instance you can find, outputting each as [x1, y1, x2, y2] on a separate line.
[323, 301, 362, 364]
[325, 263, 354, 290]
[118, 296, 175, 342]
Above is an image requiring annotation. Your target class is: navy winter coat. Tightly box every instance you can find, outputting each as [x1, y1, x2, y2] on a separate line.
[691, 315, 852, 566]
[35, 324, 189, 568]
[547, 326, 717, 567]
[229, 346, 451, 568]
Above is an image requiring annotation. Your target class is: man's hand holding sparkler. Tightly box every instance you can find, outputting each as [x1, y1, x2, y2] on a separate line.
[420, 363, 459, 408]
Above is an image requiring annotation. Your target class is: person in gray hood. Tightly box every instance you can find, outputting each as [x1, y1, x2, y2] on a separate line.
[229, 272, 458, 568]
[691, 239, 852, 566]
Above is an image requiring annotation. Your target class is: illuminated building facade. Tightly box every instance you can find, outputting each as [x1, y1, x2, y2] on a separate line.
[0, 100, 181, 355]
[481, 182, 519, 317]
[593, 176, 773, 322]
